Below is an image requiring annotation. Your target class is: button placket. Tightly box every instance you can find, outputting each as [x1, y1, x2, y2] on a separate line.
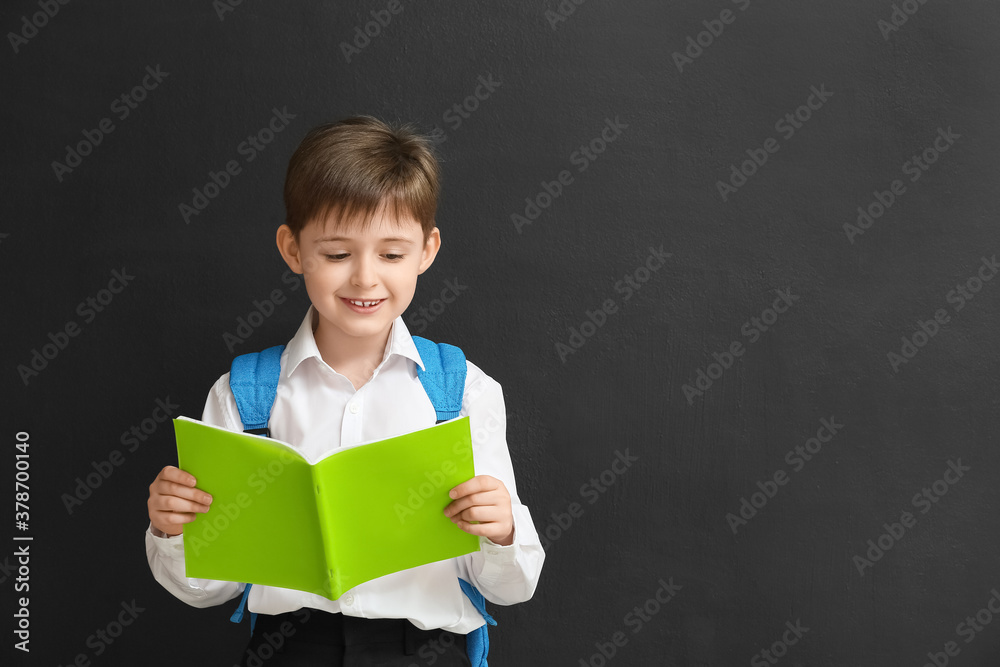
[342, 392, 364, 446]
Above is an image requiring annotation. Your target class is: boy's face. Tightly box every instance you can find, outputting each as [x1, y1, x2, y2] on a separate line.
[276, 204, 440, 347]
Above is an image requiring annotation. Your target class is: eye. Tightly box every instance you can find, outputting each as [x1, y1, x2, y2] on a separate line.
[325, 254, 349, 261]
[384, 254, 405, 261]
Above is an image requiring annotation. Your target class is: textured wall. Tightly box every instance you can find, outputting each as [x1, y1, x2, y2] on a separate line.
[4, 1, 1000, 665]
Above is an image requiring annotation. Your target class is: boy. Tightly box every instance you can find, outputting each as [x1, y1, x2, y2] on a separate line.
[145, 116, 544, 666]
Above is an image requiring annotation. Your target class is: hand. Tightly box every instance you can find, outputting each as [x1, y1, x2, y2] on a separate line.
[147, 465, 212, 537]
[443, 475, 514, 546]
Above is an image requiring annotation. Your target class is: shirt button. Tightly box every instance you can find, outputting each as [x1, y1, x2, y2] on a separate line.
[343, 594, 354, 606]
[349, 403, 359, 414]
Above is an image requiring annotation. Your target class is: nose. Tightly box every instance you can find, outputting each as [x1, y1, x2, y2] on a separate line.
[350, 253, 379, 289]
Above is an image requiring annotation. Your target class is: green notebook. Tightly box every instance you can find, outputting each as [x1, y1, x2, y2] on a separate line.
[173, 415, 479, 601]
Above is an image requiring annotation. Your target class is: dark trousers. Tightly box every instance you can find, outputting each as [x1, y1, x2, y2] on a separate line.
[237, 608, 471, 667]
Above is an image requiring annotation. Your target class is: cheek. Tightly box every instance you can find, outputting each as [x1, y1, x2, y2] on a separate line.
[298, 253, 326, 275]
[389, 272, 418, 298]
[302, 263, 342, 294]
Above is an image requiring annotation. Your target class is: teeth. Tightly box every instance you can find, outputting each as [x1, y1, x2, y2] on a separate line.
[349, 299, 380, 307]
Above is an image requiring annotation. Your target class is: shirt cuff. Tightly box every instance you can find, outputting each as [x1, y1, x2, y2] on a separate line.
[479, 528, 520, 565]
[479, 534, 518, 564]
[146, 522, 186, 559]
[476, 523, 521, 587]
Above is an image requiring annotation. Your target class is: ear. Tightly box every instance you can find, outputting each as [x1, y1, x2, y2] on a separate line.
[276, 224, 303, 273]
[417, 227, 441, 275]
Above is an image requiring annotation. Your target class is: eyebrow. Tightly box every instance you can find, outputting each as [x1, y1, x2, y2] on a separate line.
[313, 236, 416, 246]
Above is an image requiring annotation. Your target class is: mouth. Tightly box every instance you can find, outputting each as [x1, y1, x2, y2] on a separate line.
[341, 297, 385, 312]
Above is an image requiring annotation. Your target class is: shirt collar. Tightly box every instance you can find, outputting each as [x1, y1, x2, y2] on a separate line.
[283, 304, 426, 378]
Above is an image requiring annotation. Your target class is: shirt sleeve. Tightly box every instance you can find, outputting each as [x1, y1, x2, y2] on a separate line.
[455, 361, 546, 606]
[144, 372, 244, 609]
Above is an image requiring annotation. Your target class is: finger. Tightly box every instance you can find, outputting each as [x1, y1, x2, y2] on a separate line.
[155, 495, 212, 514]
[154, 511, 199, 529]
[159, 480, 213, 506]
[451, 505, 500, 523]
[452, 518, 502, 538]
[160, 465, 198, 487]
[443, 491, 503, 517]
[151, 488, 210, 514]
[448, 475, 499, 500]
[448, 481, 508, 511]
[453, 516, 514, 544]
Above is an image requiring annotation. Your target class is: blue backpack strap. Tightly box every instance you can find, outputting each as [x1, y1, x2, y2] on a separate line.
[227, 344, 286, 634]
[460, 578, 497, 667]
[412, 336, 467, 421]
[230, 584, 257, 634]
[412, 336, 495, 667]
[229, 344, 286, 436]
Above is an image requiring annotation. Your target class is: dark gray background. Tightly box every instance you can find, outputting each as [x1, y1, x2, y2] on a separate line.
[4, 1, 1000, 665]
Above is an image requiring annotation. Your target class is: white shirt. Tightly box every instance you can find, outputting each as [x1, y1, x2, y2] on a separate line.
[146, 305, 544, 634]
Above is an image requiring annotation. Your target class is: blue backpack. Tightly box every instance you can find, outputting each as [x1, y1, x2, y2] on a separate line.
[225, 336, 496, 666]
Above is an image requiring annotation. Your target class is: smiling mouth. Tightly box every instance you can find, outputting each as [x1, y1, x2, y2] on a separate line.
[343, 298, 385, 307]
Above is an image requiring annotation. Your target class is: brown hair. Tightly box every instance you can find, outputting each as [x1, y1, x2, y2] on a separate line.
[283, 115, 440, 242]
